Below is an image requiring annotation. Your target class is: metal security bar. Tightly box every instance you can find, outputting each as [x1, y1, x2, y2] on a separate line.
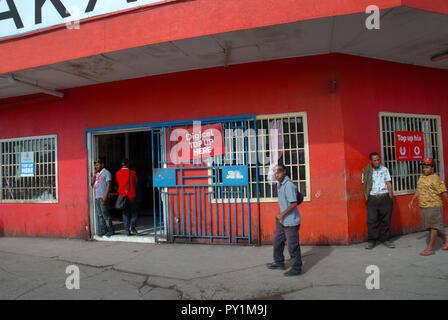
[249, 113, 310, 201]
[379, 113, 444, 195]
[151, 116, 257, 244]
[0, 135, 58, 203]
[209, 113, 310, 202]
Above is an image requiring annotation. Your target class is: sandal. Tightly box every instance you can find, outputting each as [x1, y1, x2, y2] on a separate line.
[419, 250, 435, 256]
[441, 243, 448, 251]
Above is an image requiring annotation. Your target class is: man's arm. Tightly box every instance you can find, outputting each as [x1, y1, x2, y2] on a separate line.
[408, 190, 418, 208]
[386, 181, 393, 198]
[384, 167, 393, 198]
[90, 173, 96, 187]
[362, 171, 368, 200]
[102, 181, 111, 203]
[276, 202, 297, 221]
[441, 191, 448, 203]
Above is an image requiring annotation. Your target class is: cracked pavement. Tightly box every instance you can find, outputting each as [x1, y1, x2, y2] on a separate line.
[0, 231, 447, 300]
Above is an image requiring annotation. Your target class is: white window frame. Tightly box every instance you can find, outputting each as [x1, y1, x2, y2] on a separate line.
[0, 134, 59, 203]
[251, 112, 311, 203]
[208, 112, 311, 203]
[379, 112, 444, 196]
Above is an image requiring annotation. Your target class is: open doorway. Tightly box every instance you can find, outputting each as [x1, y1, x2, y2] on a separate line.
[91, 129, 162, 242]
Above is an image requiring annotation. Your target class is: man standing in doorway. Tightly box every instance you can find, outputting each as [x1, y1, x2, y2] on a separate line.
[266, 164, 303, 276]
[116, 159, 139, 236]
[362, 152, 395, 249]
[91, 158, 114, 237]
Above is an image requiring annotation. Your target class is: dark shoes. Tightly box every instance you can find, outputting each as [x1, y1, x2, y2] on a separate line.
[365, 240, 395, 249]
[284, 269, 302, 277]
[266, 262, 286, 270]
[365, 241, 376, 249]
[383, 240, 395, 248]
[105, 231, 114, 237]
[125, 228, 138, 236]
[266, 262, 302, 276]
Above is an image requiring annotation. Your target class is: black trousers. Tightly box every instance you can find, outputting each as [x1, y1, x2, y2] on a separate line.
[273, 220, 303, 272]
[366, 194, 393, 242]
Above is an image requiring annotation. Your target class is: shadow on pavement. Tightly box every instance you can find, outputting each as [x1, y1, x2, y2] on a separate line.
[299, 245, 334, 274]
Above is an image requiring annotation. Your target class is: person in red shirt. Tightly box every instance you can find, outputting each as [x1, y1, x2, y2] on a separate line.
[116, 158, 139, 236]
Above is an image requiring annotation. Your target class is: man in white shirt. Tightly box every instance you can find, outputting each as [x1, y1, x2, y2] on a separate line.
[362, 152, 394, 249]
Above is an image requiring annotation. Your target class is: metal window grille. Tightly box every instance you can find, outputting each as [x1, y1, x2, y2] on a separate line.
[210, 120, 251, 201]
[251, 113, 310, 201]
[211, 113, 310, 202]
[379, 113, 444, 195]
[0, 135, 58, 203]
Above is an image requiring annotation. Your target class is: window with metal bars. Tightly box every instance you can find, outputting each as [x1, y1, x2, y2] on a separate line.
[210, 113, 310, 202]
[379, 113, 444, 195]
[0, 135, 58, 203]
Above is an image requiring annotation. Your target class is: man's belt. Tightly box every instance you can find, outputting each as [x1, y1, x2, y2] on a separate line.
[369, 193, 389, 198]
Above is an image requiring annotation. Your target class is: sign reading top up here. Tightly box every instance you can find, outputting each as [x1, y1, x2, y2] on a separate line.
[0, 0, 180, 40]
[169, 123, 225, 164]
[20, 152, 35, 177]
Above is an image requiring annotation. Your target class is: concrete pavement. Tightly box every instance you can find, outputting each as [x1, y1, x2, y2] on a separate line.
[0, 231, 447, 300]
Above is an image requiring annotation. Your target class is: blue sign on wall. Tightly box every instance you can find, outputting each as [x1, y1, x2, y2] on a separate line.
[221, 166, 248, 186]
[153, 168, 177, 187]
[20, 152, 34, 177]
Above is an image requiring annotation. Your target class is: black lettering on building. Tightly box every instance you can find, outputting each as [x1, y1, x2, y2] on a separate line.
[85, 0, 97, 13]
[0, 0, 24, 29]
[35, 0, 71, 25]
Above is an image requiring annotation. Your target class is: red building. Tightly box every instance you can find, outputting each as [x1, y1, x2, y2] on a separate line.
[0, 0, 447, 244]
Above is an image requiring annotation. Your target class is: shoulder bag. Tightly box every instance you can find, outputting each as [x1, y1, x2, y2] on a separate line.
[115, 169, 132, 210]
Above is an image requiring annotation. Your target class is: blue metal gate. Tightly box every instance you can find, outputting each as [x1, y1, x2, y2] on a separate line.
[151, 115, 259, 244]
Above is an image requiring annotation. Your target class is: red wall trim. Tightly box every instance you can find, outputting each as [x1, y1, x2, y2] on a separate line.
[0, 0, 403, 74]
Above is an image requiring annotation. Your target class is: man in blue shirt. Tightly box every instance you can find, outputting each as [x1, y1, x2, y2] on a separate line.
[266, 164, 303, 276]
[91, 158, 114, 237]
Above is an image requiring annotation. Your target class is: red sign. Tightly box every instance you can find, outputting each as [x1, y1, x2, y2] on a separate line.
[395, 131, 424, 161]
[170, 123, 225, 164]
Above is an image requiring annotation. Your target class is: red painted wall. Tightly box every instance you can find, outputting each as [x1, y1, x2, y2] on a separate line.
[81, 54, 348, 244]
[405, 0, 448, 14]
[0, 96, 89, 238]
[0, 54, 348, 243]
[338, 54, 448, 242]
[1, 54, 447, 243]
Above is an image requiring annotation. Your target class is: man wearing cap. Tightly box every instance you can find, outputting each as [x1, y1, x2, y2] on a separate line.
[362, 152, 395, 249]
[91, 158, 114, 237]
[408, 158, 448, 256]
[266, 164, 303, 276]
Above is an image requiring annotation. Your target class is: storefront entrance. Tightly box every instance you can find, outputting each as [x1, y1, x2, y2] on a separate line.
[86, 115, 258, 244]
[87, 127, 164, 243]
